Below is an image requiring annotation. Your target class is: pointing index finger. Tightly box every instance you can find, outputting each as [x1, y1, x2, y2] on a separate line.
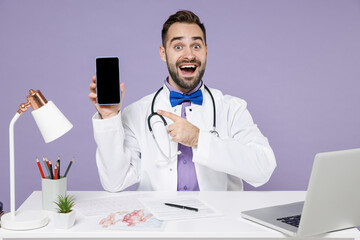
[157, 110, 181, 121]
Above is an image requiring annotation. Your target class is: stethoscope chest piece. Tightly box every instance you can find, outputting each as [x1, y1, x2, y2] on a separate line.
[210, 130, 219, 137]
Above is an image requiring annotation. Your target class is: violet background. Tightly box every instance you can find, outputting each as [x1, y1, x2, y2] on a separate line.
[0, 0, 359, 212]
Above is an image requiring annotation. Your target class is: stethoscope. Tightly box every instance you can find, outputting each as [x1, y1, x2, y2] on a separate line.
[147, 84, 218, 164]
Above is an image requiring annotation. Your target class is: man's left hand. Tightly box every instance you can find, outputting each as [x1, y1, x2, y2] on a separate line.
[157, 110, 199, 148]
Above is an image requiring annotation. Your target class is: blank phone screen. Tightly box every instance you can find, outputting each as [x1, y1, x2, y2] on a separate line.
[96, 57, 120, 105]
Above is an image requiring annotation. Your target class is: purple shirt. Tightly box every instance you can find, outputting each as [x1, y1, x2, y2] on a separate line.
[165, 78, 202, 191]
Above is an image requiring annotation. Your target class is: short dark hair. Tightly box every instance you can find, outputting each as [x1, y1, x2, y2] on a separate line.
[161, 10, 206, 47]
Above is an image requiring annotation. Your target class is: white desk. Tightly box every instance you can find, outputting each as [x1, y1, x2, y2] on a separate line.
[0, 191, 359, 239]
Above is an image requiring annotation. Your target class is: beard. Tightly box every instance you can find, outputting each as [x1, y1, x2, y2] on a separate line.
[166, 56, 206, 90]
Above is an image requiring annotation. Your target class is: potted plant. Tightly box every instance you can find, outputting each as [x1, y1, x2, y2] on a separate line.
[53, 194, 76, 229]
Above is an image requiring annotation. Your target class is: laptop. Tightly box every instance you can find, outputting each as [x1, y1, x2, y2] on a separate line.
[241, 148, 360, 237]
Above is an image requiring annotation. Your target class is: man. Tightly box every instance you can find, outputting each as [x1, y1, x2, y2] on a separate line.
[89, 10, 276, 191]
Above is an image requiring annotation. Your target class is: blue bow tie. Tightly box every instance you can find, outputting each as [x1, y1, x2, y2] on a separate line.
[169, 89, 203, 107]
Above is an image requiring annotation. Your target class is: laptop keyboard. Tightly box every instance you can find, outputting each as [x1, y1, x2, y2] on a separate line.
[277, 215, 301, 227]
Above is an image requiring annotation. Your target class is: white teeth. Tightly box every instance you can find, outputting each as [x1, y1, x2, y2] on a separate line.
[180, 65, 196, 69]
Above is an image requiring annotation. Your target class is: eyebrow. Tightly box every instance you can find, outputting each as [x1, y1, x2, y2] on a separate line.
[192, 36, 204, 44]
[169, 36, 205, 45]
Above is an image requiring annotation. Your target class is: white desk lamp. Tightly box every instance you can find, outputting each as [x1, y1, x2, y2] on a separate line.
[1, 89, 73, 230]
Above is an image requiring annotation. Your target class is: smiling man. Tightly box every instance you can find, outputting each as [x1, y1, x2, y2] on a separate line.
[89, 10, 276, 192]
[160, 22, 207, 92]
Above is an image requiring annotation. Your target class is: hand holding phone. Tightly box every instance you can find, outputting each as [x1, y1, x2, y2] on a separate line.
[88, 56, 124, 119]
[96, 56, 121, 105]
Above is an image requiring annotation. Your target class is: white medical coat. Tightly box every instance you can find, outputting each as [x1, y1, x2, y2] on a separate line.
[92, 84, 276, 191]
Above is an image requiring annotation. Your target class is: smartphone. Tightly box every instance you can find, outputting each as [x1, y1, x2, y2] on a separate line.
[96, 56, 121, 105]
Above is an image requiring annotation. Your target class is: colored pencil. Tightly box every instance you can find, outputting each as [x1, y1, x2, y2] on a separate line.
[64, 157, 74, 177]
[45, 157, 50, 170]
[42, 157, 51, 178]
[56, 162, 59, 179]
[49, 161, 54, 179]
[36, 158, 45, 179]
[57, 156, 61, 179]
[54, 166, 58, 180]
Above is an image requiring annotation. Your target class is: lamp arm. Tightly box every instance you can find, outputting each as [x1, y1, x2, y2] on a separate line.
[9, 101, 30, 217]
[9, 112, 21, 217]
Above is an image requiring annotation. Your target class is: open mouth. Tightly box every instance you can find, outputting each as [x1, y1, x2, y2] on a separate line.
[179, 64, 198, 75]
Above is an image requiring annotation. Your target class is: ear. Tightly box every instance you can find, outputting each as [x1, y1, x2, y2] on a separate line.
[206, 44, 208, 58]
[159, 46, 166, 62]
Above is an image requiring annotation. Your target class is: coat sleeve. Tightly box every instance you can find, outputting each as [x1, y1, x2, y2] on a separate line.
[92, 111, 141, 192]
[193, 96, 276, 187]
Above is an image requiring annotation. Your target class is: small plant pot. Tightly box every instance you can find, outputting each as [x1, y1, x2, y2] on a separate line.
[54, 210, 76, 229]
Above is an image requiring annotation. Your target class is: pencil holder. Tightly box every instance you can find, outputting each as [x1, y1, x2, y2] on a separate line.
[41, 177, 67, 211]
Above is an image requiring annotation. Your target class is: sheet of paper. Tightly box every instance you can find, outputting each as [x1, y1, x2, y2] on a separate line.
[74, 194, 149, 216]
[140, 196, 222, 221]
[74, 194, 164, 231]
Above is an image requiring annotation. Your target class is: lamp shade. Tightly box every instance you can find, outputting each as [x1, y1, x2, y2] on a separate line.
[31, 101, 73, 143]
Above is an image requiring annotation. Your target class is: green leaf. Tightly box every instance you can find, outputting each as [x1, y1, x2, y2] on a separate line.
[53, 194, 75, 213]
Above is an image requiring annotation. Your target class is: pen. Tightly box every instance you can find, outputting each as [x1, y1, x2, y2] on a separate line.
[36, 158, 45, 179]
[164, 203, 199, 212]
[64, 157, 74, 177]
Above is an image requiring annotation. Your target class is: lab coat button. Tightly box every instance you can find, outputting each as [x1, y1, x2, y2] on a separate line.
[169, 168, 172, 171]
[183, 160, 187, 164]
[189, 108, 192, 111]
[184, 186, 188, 190]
